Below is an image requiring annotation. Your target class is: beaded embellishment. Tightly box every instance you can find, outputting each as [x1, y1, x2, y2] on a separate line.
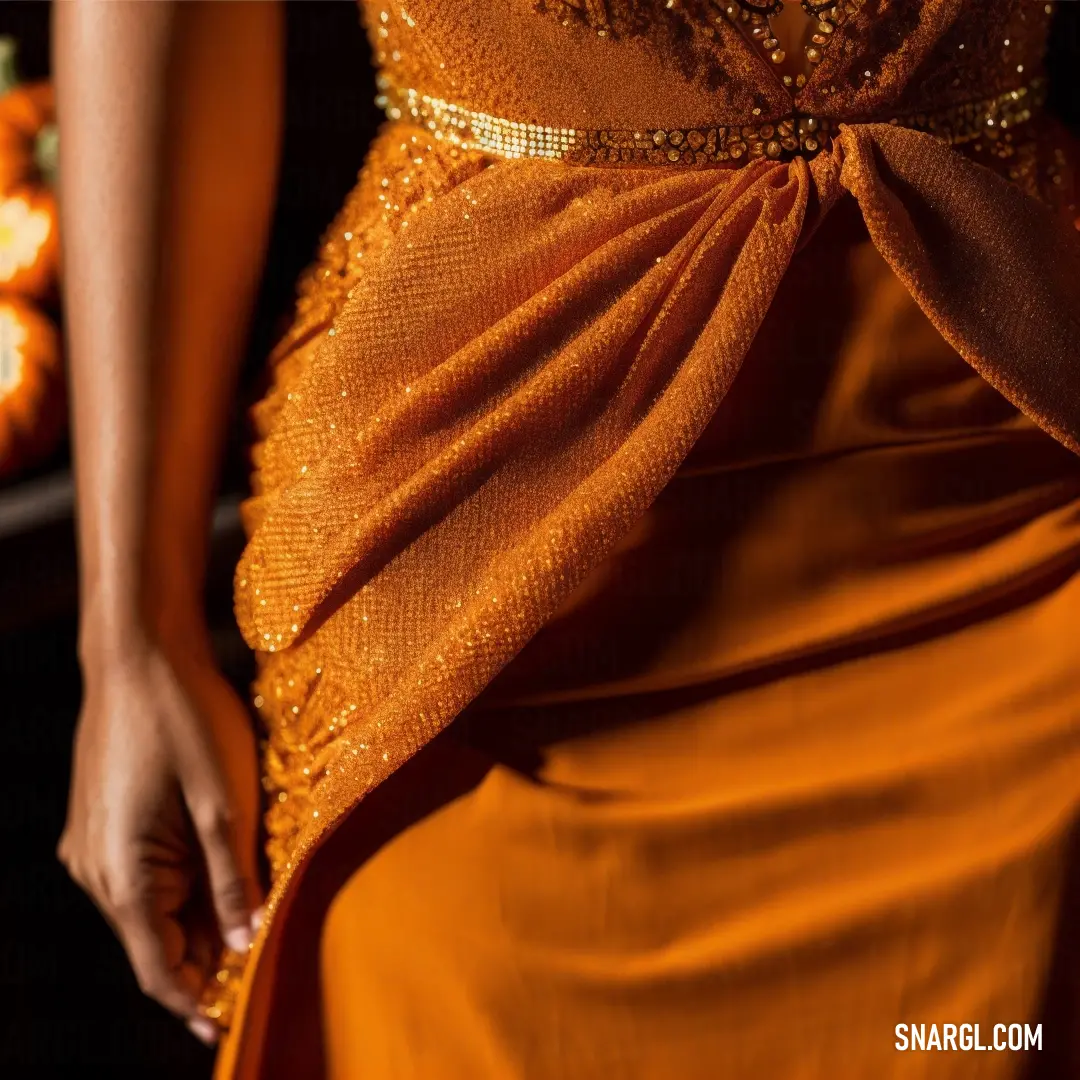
[374, 75, 1046, 168]
[732, 0, 840, 13]
[726, 0, 863, 88]
[376, 77, 830, 164]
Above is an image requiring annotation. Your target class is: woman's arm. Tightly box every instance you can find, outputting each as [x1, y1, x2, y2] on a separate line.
[54, 0, 283, 1043]
[56, 0, 173, 666]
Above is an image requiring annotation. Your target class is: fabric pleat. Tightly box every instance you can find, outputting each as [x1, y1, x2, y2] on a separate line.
[838, 124, 1080, 455]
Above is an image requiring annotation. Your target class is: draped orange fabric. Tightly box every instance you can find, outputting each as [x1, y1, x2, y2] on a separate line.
[210, 1, 1080, 1075]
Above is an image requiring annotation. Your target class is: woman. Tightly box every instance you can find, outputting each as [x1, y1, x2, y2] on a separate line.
[56, 0, 1080, 1077]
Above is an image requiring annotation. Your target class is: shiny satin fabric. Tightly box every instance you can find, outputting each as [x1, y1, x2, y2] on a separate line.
[213, 0, 1080, 1074]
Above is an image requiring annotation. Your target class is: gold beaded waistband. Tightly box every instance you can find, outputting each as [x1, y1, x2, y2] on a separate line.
[374, 75, 1045, 167]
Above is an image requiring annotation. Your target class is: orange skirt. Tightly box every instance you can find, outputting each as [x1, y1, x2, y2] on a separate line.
[322, 582, 1080, 1078]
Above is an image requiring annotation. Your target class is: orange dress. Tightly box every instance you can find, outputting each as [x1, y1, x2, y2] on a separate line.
[211, 2, 1080, 1077]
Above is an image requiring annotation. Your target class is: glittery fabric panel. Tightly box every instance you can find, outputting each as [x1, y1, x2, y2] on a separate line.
[238, 152, 812, 843]
[367, 0, 1055, 130]
[243, 123, 492, 529]
[801, 0, 962, 117]
[366, 0, 791, 127]
[241, 122, 498, 878]
[804, 0, 1053, 121]
[890, 0, 1051, 113]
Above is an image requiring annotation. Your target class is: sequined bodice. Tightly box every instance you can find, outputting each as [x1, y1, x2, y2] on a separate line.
[363, 0, 1052, 134]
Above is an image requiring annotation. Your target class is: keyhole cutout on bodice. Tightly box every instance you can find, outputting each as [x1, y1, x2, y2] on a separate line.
[729, 1, 846, 97]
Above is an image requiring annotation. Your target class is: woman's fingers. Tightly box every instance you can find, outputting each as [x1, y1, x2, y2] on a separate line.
[106, 861, 226, 1046]
[66, 876, 218, 1046]
[165, 662, 264, 952]
[187, 1015, 220, 1047]
[190, 805, 259, 954]
[110, 885, 206, 1023]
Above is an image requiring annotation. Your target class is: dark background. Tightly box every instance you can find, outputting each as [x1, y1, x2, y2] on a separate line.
[1, 1, 1079, 1077]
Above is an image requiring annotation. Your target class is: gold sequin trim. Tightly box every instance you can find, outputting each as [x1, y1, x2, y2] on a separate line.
[376, 76, 832, 165]
[375, 75, 1045, 168]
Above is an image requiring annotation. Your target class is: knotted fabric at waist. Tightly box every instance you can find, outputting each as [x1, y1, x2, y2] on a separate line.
[375, 73, 1045, 167]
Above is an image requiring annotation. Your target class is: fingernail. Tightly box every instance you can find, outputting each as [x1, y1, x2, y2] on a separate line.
[251, 905, 266, 933]
[188, 1016, 219, 1046]
[224, 925, 253, 953]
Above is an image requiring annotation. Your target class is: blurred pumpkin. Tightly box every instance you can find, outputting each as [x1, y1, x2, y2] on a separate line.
[0, 37, 59, 300]
[0, 296, 64, 477]
[0, 185, 58, 299]
[0, 77, 54, 192]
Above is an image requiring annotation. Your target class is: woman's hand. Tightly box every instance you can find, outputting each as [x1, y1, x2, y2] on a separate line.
[58, 627, 262, 1046]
